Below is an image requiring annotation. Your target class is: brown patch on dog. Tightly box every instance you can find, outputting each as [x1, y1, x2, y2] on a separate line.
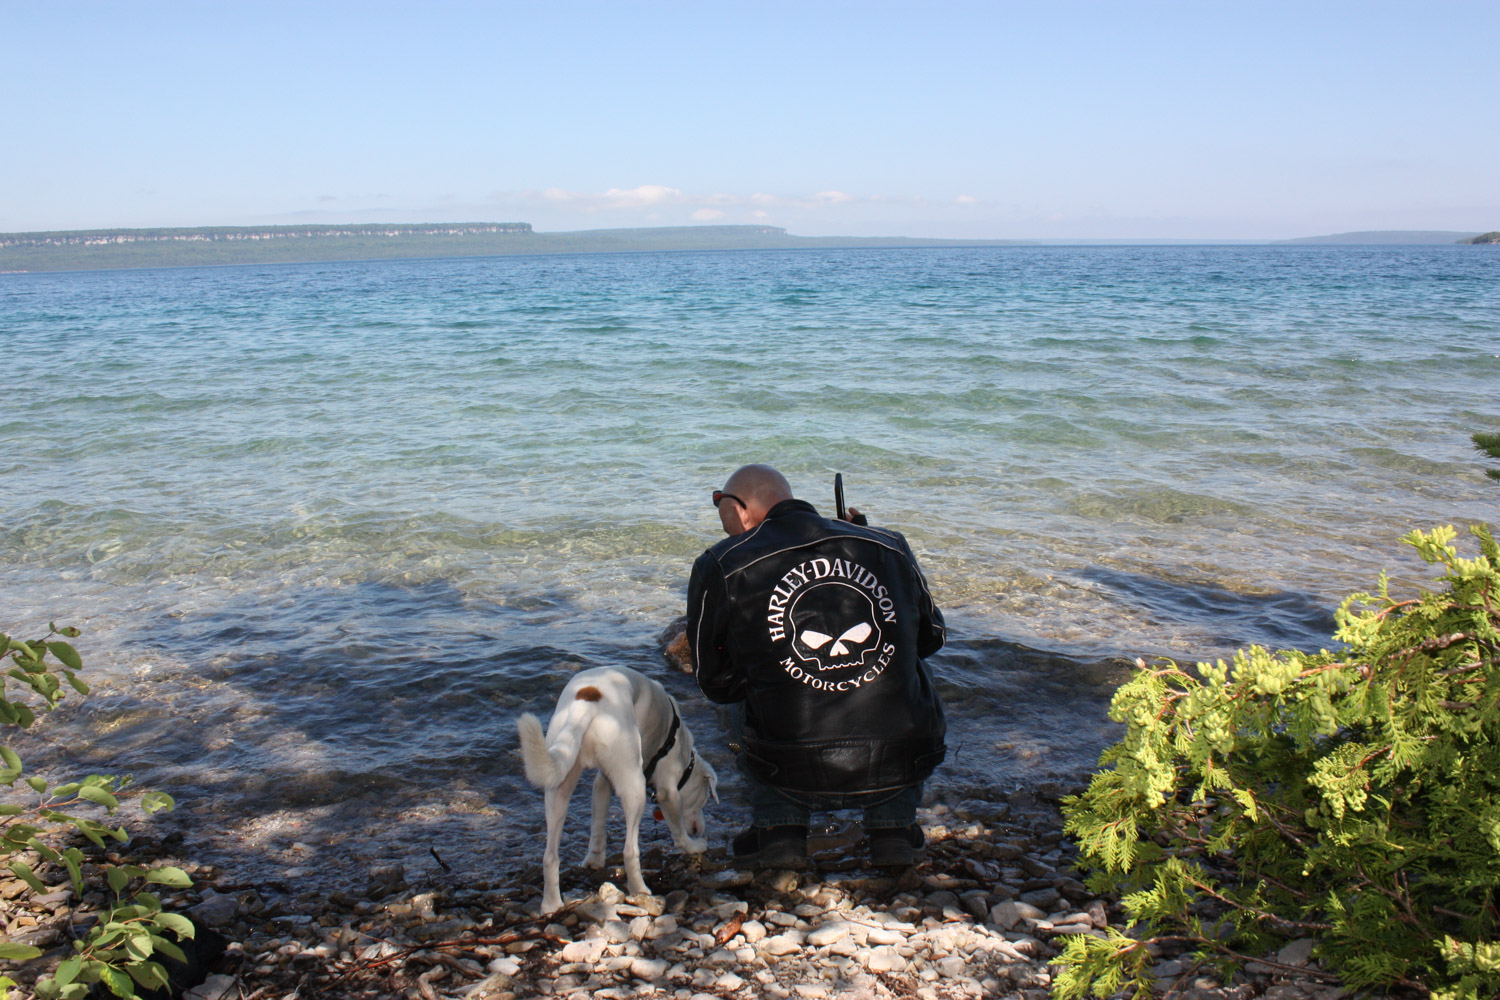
[575, 686, 603, 702]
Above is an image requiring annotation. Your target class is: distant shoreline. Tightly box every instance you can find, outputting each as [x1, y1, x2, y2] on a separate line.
[0, 223, 1489, 274]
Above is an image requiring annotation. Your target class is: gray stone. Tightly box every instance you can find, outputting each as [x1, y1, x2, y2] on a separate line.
[806, 921, 852, 946]
[411, 918, 473, 942]
[189, 892, 241, 928]
[465, 972, 517, 997]
[936, 955, 968, 977]
[703, 869, 754, 889]
[761, 932, 804, 955]
[924, 890, 960, 910]
[575, 902, 619, 923]
[11, 926, 61, 948]
[182, 975, 239, 1000]
[560, 939, 608, 963]
[1048, 922, 1094, 935]
[1277, 938, 1316, 967]
[989, 899, 1045, 929]
[1019, 856, 1053, 877]
[630, 956, 670, 980]
[1019, 886, 1062, 908]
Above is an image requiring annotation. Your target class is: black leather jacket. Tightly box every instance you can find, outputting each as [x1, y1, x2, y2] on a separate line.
[687, 499, 946, 794]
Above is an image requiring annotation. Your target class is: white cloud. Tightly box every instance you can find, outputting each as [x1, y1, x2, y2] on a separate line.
[601, 185, 684, 208]
[691, 208, 726, 221]
[814, 190, 854, 205]
[956, 194, 980, 204]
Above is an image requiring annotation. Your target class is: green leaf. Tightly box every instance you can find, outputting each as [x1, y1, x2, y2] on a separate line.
[0, 804, 23, 815]
[123, 929, 153, 961]
[77, 784, 119, 810]
[27, 838, 60, 863]
[148, 935, 187, 965]
[0, 746, 20, 771]
[25, 775, 48, 793]
[154, 912, 195, 940]
[90, 924, 128, 950]
[140, 791, 174, 814]
[74, 819, 107, 848]
[54, 956, 82, 986]
[64, 671, 89, 695]
[63, 850, 84, 896]
[144, 866, 191, 888]
[125, 960, 168, 992]
[52, 781, 80, 798]
[3, 823, 40, 845]
[106, 867, 130, 894]
[13, 702, 34, 727]
[5, 639, 36, 659]
[99, 964, 134, 998]
[59, 626, 81, 639]
[46, 642, 82, 671]
[9, 860, 46, 893]
[0, 942, 43, 961]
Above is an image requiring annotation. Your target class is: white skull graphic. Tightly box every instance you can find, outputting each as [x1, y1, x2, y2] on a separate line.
[789, 582, 882, 672]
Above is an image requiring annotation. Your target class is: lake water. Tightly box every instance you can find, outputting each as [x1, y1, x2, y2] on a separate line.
[2, 245, 1495, 885]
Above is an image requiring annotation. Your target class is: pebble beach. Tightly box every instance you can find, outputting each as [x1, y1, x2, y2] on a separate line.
[2, 782, 1348, 1000]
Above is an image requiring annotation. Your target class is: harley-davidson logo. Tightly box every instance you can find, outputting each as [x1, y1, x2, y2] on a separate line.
[766, 556, 898, 692]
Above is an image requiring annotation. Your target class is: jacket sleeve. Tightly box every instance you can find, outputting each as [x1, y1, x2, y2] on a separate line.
[902, 537, 947, 660]
[687, 550, 745, 703]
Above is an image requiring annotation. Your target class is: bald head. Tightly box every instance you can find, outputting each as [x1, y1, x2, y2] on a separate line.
[716, 464, 794, 535]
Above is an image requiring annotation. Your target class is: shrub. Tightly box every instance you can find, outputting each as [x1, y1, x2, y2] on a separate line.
[1056, 525, 1500, 1000]
[1, 626, 193, 999]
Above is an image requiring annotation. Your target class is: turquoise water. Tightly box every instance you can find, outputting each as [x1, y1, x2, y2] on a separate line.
[2, 245, 1495, 880]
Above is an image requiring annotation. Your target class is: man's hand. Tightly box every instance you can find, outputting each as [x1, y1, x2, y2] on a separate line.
[842, 506, 869, 527]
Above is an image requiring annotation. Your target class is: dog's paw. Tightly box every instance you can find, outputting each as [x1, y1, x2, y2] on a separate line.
[583, 851, 607, 869]
[677, 836, 709, 855]
[541, 892, 564, 914]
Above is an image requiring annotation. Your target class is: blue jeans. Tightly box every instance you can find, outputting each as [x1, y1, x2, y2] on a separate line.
[727, 703, 920, 831]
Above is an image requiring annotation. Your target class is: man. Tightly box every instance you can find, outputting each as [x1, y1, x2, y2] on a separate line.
[687, 464, 947, 868]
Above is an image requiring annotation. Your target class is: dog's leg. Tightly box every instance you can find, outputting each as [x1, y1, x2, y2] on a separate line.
[584, 772, 612, 869]
[540, 760, 585, 914]
[612, 769, 651, 897]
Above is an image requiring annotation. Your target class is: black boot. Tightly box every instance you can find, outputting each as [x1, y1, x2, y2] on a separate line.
[868, 824, 926, 867]
[731, 825, 808, 868]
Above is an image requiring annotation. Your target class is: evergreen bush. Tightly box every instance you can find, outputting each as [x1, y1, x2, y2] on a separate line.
[1056, 525, 1500, 1000]
[1, 626, 193, 999]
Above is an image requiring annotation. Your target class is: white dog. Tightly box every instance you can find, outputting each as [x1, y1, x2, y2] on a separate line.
[517, 666, 718, 913]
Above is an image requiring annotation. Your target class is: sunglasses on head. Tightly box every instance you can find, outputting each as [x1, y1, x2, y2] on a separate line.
[712, 490, 744, 508]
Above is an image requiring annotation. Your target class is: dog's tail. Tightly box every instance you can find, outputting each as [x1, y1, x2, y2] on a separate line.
[517, 712, 574, 789]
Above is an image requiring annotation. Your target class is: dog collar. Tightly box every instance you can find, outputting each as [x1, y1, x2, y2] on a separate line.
[643, 702, 681, 784]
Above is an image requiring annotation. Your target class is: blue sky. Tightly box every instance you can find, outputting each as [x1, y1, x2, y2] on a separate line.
[5, 1, 1497, 239]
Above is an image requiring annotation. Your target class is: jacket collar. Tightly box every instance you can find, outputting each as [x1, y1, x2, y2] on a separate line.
[764, 498, 817, 520]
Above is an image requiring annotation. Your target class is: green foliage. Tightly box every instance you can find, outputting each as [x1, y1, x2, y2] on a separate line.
[1, 626, 191, 1000]
[1057, 525, 1500, 999]
[1474, 432, 1500, 481]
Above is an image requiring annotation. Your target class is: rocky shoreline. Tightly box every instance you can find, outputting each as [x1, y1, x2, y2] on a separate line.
[2, 786, 1348, 1000]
